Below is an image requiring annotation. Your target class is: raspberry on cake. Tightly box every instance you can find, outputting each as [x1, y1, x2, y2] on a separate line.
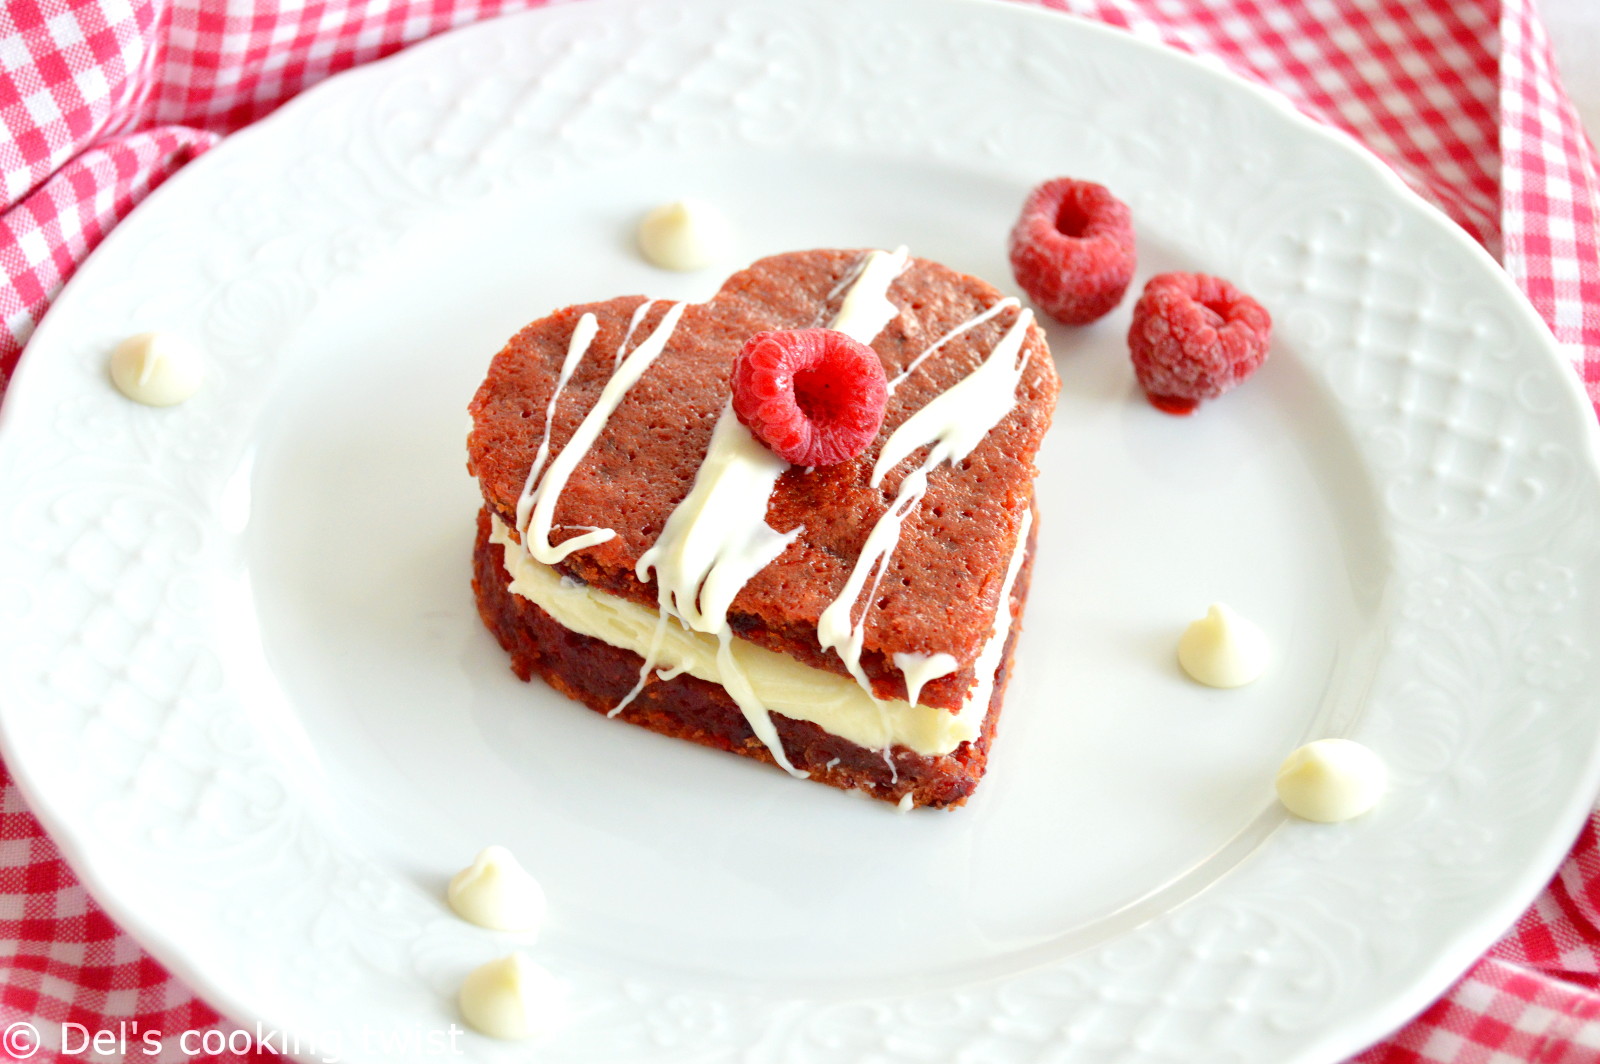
[467, 248, 1059, 809]
[731, 328, 887, 466]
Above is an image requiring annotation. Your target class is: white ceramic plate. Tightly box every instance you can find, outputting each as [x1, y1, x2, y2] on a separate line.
[3, 1, 1600, 1061]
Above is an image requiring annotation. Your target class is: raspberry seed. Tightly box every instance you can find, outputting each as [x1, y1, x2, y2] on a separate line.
[731, 329, 888, 466]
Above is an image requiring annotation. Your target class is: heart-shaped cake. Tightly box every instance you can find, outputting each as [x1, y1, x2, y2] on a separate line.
[468, 248, 1059, 809]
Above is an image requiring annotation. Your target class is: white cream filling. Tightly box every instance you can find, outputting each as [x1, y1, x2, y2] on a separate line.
[491, 516, 985, 757]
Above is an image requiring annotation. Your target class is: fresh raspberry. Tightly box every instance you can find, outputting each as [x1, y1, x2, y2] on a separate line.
[731, 328, 888, 466]
[1008, 177, 1137, 324]
[1127, 272, 1272, 415]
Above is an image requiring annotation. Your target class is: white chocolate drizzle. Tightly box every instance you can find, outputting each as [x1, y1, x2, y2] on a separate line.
[616, 298, 655, 368]
[829, 246, 909, 342]
[886, 297, 1020, 394]
[515, 313, 598, 534]
[616, 406, 804, 772]
[965, 506, 1032, 718]
[817, 305, 1035, 701]
[614, 248, 911, 776]
[636, 405, 800, 632]
[893, 651, 960, 707]
[519, 302, 687, 564]
[835, 250, 915, 738]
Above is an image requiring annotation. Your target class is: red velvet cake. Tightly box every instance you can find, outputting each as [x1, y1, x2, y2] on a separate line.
[467, 248, 1059, 809]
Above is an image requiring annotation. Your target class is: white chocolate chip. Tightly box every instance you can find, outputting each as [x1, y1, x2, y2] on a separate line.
[1275, 739, 1387, 822]
[458, 953, 568, 1041]
[636, 199, 733, 271]
[447, 846, 547, 933]
[109, 332, 204, 406]
[1178, 603, 1269, 688]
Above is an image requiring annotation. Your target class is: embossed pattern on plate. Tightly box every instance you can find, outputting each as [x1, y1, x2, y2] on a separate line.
[2, 1, 1600, 1062]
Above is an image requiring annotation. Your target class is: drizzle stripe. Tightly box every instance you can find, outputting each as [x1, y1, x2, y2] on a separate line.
[515, 312, 598, 534]
[830, 247, 909, 343]
[886, 297, 1019, 394]
[894, 651, 960, 707]
[818, 307, 1036, 697]
[966, 507, 1034, 717]
[522, 301, 686, 564]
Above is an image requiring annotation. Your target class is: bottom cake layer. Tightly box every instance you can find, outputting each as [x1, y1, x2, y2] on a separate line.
[471, 507, 1034, 809]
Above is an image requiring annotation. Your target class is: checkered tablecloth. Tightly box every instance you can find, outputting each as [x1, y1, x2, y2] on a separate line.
[3, 1, 1599, 1061]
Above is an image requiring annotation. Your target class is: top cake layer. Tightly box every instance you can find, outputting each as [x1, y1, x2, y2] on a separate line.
[467, 249, 1059, 712]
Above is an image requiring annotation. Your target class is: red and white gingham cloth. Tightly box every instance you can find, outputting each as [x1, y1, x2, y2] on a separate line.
[2, 1, 1599, 1061]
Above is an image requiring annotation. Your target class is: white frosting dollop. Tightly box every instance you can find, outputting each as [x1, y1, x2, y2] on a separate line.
[1177, 603, 1269, 688]
[636, 199, 733, 271]
[1275, 739, 1387, 822]
[109, 331, 203, 406]
[447, 846, 547, 933]
[458, 953, 569, 1041]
